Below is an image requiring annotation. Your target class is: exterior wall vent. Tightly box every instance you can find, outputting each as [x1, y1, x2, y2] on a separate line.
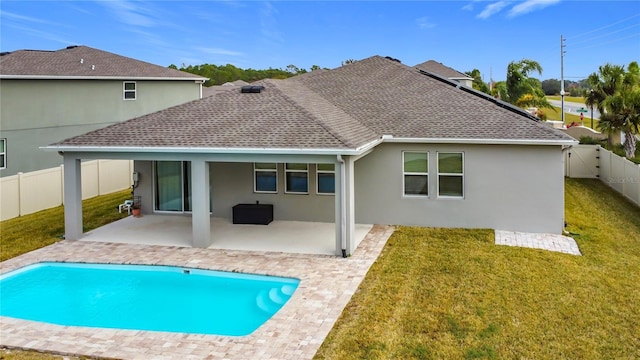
[241, 85, 265, 93]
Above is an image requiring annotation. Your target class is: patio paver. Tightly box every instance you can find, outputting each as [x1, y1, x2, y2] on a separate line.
[495, 230, 581, 255]
[0, 225, 395, 359]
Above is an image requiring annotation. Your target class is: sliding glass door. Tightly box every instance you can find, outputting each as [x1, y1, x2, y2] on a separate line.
[155, 161, 192, 212]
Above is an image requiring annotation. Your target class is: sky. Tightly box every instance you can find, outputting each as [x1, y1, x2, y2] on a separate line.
[1, 1, 638, 82]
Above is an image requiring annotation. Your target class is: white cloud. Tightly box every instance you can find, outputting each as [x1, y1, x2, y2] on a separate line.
[260, 2, 283, 44]
[196, 47, 244, 57]
[0, 10, 62, 26]
[462, 3, 474, 11]
[98, 0, 156, 28]
[416, 16, 436, 29]
[507, 0, 562, 18]
[477, 1, 509, 19]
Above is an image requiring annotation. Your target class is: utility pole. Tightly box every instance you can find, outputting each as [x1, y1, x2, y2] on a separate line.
[560, 35, 566, 124]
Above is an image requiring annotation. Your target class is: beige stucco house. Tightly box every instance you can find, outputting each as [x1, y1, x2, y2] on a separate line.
[45, 56, 577, 256]
[0, 46, 206, 177]
[414, 60, 474, 87]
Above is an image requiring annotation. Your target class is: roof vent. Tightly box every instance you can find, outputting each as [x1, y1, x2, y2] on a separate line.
[66, 45, 78, 49]
[0, 52, 11, 56]
[385, 56, 401, 63]
[241, 85, 265, 93]
[80, 58, 84, 64]
[91, 65, 95, 70]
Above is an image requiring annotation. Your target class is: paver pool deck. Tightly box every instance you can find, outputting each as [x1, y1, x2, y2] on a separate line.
[0, 225, 394, 360]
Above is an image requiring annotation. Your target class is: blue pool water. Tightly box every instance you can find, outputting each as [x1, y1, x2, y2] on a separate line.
[0, 262, 299, 336]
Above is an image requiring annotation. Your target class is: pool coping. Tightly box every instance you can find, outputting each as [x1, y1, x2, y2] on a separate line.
[0, 225, 394, 360]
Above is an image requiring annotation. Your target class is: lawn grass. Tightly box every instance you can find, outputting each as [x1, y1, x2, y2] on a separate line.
[315, 178, 640, 359]
[0, 190, 130, 262]
[2, 181, 639, 359]
[547, 95, 585, 103]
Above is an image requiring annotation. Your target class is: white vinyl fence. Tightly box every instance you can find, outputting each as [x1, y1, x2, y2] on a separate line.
[1, 160, 133, 221]
[565, 144, 640, 207]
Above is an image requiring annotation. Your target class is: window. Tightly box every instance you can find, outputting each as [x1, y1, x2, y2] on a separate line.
[123, 81, 136, 100]
[254, 163, 277, 193]
[317, 163, 335, 194]
[0, 138, 5, 169]
[403, 152, 428, 196]
[285, 163, 308, 194]
[438, 152, 464, 198]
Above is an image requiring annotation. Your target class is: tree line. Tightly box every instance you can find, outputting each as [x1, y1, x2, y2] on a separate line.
[168, 63, 322, 87]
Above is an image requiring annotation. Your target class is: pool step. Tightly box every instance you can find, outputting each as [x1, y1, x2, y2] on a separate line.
[256, 286, 294, 313]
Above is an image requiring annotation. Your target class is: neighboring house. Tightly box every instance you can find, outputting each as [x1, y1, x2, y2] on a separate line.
[414, 60, 474, 87]
[0, 45, 207, 177]
[45, 56, 576, 256]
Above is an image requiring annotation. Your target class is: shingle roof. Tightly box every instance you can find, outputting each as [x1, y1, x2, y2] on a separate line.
[413, 60, 473, 80]
[51, 55, 574, 152]
[0, 45, 205, 80]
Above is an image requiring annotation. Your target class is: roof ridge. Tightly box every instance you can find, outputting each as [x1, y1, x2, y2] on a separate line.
[269, 78, 379, 148]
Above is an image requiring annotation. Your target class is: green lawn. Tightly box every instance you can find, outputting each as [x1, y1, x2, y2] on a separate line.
[2, 180, 640, 359]
[547, 95, 585, 103]
[315, 178, 640, 359]
[0, 190, 130, 262]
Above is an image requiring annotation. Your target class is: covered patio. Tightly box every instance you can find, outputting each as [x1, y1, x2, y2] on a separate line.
[82, 215, 374, 256]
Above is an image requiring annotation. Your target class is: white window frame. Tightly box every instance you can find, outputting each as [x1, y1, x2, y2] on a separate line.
[254, 163, 278, 193]
[285, 163, 309, 194]
[316, 163, 335, 195]
[402, 151, 429, 197]
[0, 138, 6, 170]
[123, 81, 136, 100]
[437, 152, 464, 199]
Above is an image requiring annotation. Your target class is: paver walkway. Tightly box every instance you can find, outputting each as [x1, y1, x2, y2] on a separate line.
[495, 230, 581, 255]
[0, 225, 395, 360]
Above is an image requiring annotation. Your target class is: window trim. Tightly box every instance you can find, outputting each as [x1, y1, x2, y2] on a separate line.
[0, 138, 6, 170]
[316, 163, 335, 195]
[123, 81, 136, 100]
[402, 151, 429, 198]
[285, 163, 309, 194]
[254, 163, 278, 193]
[437, 152, 464, 199]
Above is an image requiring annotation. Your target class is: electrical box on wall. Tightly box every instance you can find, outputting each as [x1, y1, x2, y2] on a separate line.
[132, 172, 139, 182]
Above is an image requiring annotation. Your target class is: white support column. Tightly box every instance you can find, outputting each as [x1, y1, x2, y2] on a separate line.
[344, 156, 356, 255]
[191, 159, 211, 248]
[334, 159, 344, 256]
[63, 156, 83, 240]
[335, 155, 356, 257]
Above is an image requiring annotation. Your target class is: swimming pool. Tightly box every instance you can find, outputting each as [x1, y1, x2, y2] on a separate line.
[0, 262, 299, 336]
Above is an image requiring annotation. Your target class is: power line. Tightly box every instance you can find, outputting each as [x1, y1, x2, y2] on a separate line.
[570, 23, 640, 46]
[572, 32, 640, 52]
[566, 13, 640, 40]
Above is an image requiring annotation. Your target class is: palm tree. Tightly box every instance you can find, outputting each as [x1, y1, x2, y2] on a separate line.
[588, 62, 640, 159]
[505, 59, 554, 110]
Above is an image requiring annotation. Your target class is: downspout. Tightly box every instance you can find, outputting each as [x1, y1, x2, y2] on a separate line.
[337, 155, 347, 258]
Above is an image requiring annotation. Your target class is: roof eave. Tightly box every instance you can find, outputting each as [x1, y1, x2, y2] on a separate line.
[0, 75, 208, 81]
[41, 145, 366, 156]
[382, 136, 578, 146]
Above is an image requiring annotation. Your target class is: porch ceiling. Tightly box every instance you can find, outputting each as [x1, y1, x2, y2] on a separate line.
[82, 215, 373, 256]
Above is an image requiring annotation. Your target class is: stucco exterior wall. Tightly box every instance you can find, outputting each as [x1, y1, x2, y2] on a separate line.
[353, 143, 566, 234]
[133, 161, 336, 222]
[0, 79, 201, 176]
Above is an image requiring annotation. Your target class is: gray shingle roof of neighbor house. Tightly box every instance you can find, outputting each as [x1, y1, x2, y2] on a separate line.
[414, 60, 473, 80]
[202, 80, 250, 97]
[0, 45, 206, 81]
[49, 55, 575, 152]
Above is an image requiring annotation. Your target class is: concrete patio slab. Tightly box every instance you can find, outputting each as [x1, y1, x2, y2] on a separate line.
[82, 215, 373, 256]
[0, 225, 395, 360]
